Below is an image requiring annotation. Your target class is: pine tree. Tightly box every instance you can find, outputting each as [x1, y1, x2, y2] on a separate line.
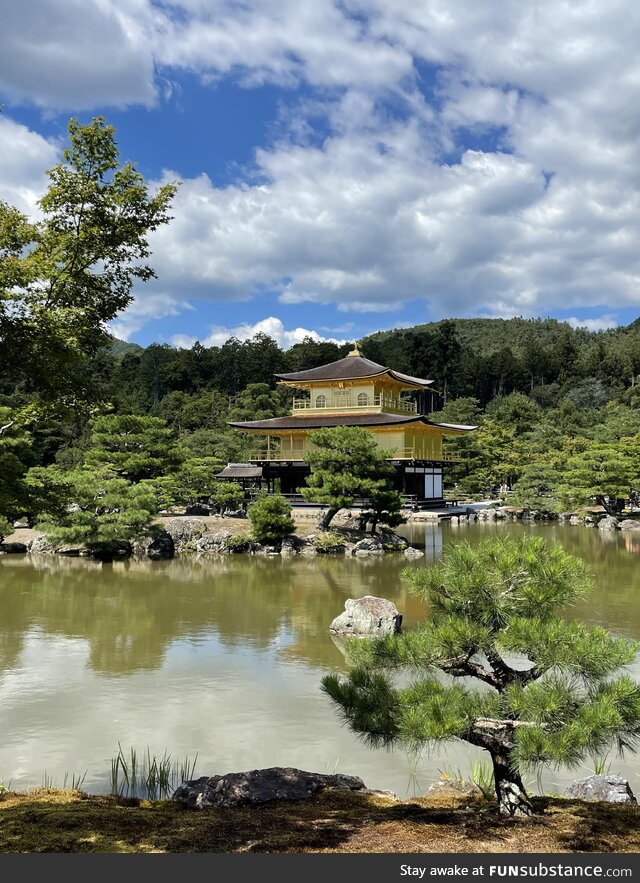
[322, 536, 640, 817]
[302, 426, 404, 531]
[85, 413, 181, 482]
[37, 468, 157, 557]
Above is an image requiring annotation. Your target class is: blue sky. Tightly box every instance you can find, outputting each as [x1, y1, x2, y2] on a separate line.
[1, 1, 639, 348]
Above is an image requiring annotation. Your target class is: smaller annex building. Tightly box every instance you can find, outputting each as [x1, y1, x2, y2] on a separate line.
[227, 346, 477, 506]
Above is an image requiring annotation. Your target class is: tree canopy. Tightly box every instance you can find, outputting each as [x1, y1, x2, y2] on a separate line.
[0, 116, 177, 403]
[323, 536, 640, 817]
[302, 426, 405, 531]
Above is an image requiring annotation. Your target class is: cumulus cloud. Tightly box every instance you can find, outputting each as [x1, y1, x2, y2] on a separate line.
[2, 1, 640, 327]
[565, 315, 620, 333]
[109, 293, 190, 341]
[0, 117, 58, 215]
[169, 316, 350, 349]
[0, 0, 157, 110]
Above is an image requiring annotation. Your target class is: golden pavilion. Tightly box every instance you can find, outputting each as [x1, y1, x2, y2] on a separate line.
[227, 345, 476, 505]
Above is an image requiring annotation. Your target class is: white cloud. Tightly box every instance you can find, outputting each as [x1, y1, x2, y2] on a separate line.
[170, 316, 350, 349]
[109, 293, 190, 341]
[0, 0, 157, 110]
[2, 1, 640, 328]
[0, 117, 59, 215]
[565, 315, 619, 333]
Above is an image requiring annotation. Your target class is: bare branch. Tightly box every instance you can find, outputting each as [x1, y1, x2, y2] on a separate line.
[439, 655, 502, 690]
[0, 420, 14, 436]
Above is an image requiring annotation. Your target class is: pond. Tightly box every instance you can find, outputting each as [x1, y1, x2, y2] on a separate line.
[1, 521, 639, 799]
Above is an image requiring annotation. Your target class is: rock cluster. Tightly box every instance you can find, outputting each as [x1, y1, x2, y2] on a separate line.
[173, 767, 368, 810]
[565, 775, 637, 804]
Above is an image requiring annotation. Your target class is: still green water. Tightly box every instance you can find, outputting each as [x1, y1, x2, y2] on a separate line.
[1, 522, 639, 797]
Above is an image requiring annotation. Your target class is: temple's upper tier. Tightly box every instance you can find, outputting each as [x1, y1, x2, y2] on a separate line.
[275, 353, 434, 390]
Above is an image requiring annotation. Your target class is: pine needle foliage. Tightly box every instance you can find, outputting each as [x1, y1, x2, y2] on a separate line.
[322, 536, 640, 817]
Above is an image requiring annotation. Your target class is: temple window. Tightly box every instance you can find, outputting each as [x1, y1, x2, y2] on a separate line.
[315, 394, 327, 408]
[357, 392, 369, 407]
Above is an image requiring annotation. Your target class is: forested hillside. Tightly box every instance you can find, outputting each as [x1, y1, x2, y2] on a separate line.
[2, 314, 639, 530]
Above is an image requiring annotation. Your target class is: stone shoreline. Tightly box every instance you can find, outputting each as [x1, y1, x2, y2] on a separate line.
[2, 506, 638, 560]
[0, 514, 421, 561]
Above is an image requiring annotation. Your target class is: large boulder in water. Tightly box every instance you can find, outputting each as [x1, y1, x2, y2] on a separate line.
[352, 537, 384, 556]
[379, 530, 408, 551]
[28, 536, 56, 554]
[173, 767, 367, 810]
[598, 516, 620, 531]
[565, 775, 637, 804]
[330, 595, 402, 637]
[0, 542, 27, 554]
[619, 519, 640, 531]
[147, 531, 174, 559]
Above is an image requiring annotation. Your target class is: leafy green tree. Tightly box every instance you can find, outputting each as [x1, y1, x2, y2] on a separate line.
[139, 457, 227, 510]
[485, 393, 542, 436]
[86, 414, 181, 482]
[247, 492, 295, 543]
[431, 320, 461, 403]
[453, 419, 521, 496]
[0, 117, 177, 402]
[558, 438, 639, 515]
[156, 390, 229, 432]
[302, 426, 403, 530]
[360, 487, 405, 535]
[323, 536, 640, 817]
[37, 469, 157, 556]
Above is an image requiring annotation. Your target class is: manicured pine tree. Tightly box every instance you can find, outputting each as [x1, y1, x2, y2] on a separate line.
[37, 468, 157, 557]
[86, 413, 181, 482]
[302, 426, 404, 532]
[322, 536, 640, 817]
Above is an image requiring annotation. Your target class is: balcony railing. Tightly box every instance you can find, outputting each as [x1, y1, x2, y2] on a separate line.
[292, 394, 417, 415]
[251, 447, 461, 462]
[398, 448, 461, 462]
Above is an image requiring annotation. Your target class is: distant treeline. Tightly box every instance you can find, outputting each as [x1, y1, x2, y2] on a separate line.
[1, 316, 639, 522]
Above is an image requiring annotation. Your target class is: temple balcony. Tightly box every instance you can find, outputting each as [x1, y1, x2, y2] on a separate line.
[291, 394, 417, 416]
[249, 446, 461, 462]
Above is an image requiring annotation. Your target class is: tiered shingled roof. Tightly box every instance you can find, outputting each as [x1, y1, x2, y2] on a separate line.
[275, 354, 435, 389]
[228, 414, 476, 431]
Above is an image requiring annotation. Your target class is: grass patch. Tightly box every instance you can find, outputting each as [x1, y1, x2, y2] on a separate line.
[0, 788, 639, 853]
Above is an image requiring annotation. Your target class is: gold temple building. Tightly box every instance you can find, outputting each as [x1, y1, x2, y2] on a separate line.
[226, 346, 476, 505]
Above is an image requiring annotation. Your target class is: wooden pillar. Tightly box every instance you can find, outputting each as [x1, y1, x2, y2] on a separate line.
[267, 434, 271, 460]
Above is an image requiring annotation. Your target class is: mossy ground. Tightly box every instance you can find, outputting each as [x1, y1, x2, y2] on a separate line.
[1, 788, 638, 854]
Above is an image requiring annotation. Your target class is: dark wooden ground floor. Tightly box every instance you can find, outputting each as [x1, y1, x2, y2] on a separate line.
[247, 460, 447, 506]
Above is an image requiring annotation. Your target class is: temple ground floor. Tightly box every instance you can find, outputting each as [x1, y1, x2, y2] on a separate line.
[234, 460, 450, 508]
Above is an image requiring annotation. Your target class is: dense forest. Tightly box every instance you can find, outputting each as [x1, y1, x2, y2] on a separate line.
[1, 116, 639, 547]
[2, 314, 639, 526]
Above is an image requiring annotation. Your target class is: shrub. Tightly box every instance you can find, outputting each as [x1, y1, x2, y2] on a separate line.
[247, 493, 295, 543]
[226, 532, 253, 553]
[313, 532, 346, 553]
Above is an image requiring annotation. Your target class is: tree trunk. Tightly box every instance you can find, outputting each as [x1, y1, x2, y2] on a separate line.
[596, 495, 618, 517]
[320, 507, 339, 530]
[491, 751, 533, 818]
